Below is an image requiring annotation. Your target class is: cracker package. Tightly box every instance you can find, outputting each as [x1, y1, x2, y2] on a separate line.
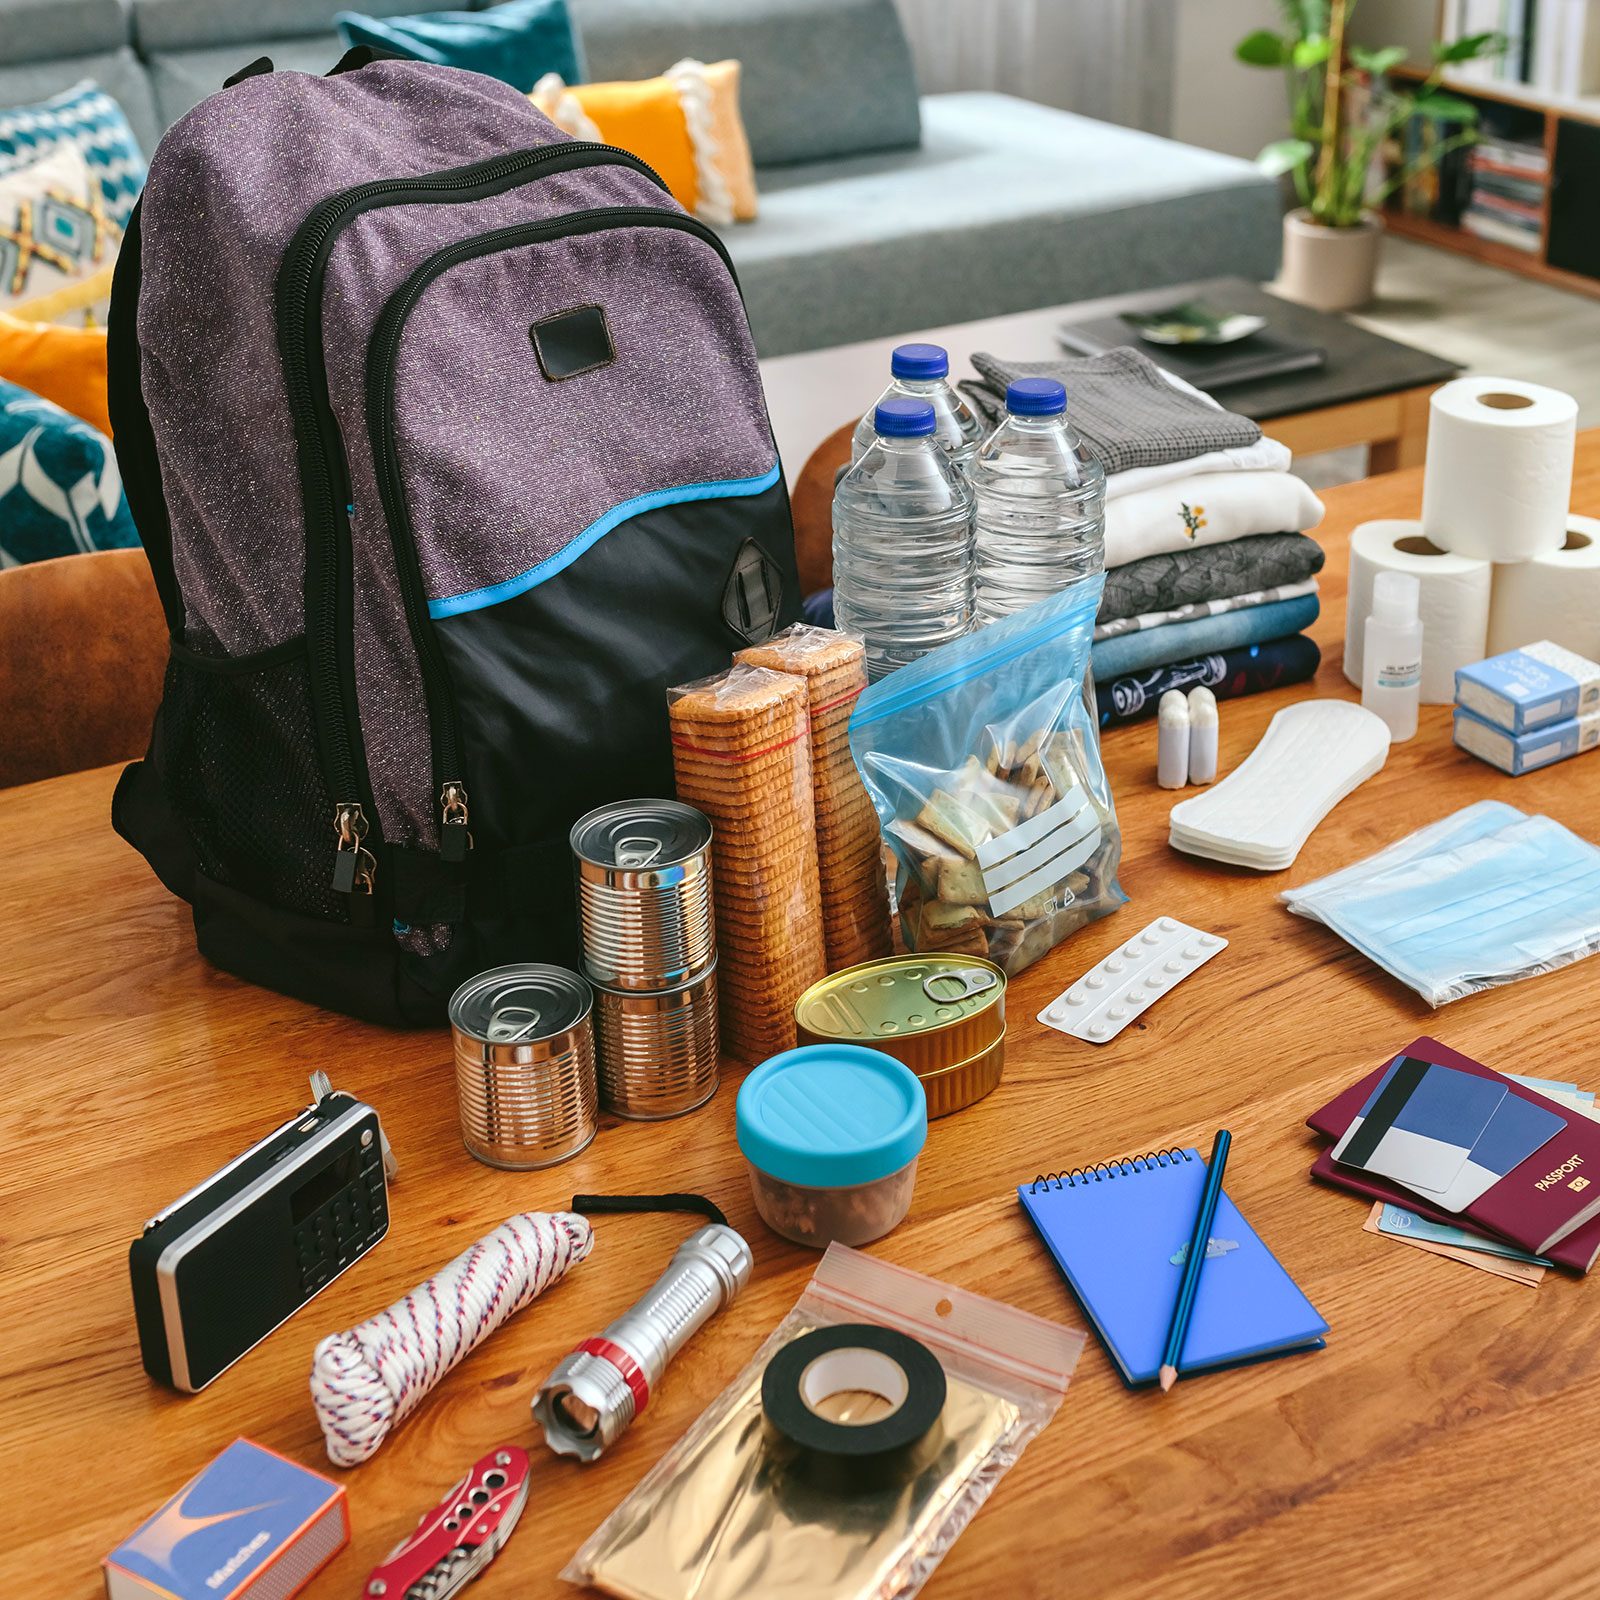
[850, 583, 1126, 977]
[669, 664, 827, 1063]
[735, 624, 893, 970]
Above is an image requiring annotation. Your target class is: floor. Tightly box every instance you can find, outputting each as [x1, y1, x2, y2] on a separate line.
[1300, 235, 1600, 488]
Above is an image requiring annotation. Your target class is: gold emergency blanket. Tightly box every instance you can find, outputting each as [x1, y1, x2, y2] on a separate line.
[567, 1321, 1020, 1600]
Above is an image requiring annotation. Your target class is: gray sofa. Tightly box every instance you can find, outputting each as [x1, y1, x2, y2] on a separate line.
[1, 0, 1282, 356]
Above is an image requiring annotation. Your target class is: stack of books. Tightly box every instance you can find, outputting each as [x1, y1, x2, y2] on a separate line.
[1397, 112, 1477, 225]
[1443, 0, 1600, 97]
[1462, 136, 1548, 251]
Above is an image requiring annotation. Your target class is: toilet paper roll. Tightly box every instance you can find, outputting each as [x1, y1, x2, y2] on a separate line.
[1420, 376, 1577, 562]
[1488, 513, 1600, 660]
[1344, 519, 1492, 704]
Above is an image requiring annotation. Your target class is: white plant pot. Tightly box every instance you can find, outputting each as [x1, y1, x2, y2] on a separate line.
[1276, 208, 1383, 312]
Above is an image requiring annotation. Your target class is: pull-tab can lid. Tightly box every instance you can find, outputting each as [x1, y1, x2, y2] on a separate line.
[449, 964, 592, 1045]
[570, 800, 712, 870]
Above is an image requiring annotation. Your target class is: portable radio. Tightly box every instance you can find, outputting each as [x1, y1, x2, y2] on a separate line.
[129, 1071, 395, 1392]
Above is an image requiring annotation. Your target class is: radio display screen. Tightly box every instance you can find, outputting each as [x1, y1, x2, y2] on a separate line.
[290, 1146, 361, 1223]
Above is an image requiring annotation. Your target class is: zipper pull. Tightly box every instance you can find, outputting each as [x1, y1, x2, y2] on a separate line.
[332, 802, 376, 894]
[440, 781, 474, 863]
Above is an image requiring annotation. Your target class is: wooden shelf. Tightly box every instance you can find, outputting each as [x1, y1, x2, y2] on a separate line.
[1381, 61, 1600, 297]
[1383, 209, 1600, 298]
[1393, 61, 1600, 124]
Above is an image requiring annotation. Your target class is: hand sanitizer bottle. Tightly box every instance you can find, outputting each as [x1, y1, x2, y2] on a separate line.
[1361, 571, 1422, 742]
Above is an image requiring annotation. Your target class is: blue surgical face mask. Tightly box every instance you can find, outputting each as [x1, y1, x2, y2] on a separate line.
[1283, 802, 1600, 1006]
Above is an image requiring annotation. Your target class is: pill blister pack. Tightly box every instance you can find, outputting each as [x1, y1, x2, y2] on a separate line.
[1036, 917, 1227, 1044]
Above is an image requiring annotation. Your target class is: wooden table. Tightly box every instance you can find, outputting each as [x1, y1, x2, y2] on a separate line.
[5, 448, 1599, 1600]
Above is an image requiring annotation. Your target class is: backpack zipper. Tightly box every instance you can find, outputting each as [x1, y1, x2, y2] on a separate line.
[365, 208, 741, 862]
[274, 143, 670, 895]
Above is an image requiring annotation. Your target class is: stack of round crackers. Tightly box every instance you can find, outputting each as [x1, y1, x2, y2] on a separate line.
[668, 664, 826, 1064]
[735, 625, 892, 970]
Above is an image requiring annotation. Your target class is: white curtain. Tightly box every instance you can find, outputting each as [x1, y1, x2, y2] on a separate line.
[891, 0, 1177, 134]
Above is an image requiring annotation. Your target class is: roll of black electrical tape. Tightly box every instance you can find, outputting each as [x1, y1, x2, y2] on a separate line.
[760, 1323, 947, 1484]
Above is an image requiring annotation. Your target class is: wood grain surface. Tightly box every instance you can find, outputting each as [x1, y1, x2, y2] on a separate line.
[4, 445, 1599, 1600]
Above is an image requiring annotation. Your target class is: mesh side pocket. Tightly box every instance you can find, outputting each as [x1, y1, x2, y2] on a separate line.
[160, 640, 348, 921]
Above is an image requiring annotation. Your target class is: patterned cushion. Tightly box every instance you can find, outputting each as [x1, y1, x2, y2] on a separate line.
[0, 80, 146, 228]
[0, 144, 122, 327]
[0, 377, 138, 566]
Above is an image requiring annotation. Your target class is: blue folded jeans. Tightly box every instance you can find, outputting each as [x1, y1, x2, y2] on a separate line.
[1090, 591, 1320, 681]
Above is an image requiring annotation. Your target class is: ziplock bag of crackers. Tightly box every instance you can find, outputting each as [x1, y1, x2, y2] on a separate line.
[850, 581, 1126, 976]
[563, 1243, 1085, 1600]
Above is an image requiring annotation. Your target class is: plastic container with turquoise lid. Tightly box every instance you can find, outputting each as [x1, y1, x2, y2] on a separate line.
[735, 1044, 928, 1247]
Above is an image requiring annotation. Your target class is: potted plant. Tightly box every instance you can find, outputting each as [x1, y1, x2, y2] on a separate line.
[1237, 1, 1502, 311]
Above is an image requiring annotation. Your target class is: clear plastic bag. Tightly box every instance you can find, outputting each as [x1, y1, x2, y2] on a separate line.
[1281, 799, 1600, 1005]
[562, 1243, 1085, 1600]
[849, 583, 1126, 977]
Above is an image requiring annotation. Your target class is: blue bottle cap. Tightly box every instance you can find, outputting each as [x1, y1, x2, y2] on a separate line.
[736, 1044, 928, 1188]
[874, 397, 937, 438]
[1006, 377, 1067, 417]
[890, 342, 950, 380]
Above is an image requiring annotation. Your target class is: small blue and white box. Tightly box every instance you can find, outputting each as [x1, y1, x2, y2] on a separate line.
[104, 1439, 348, 1600]
[1453, 705, 1600, 775]
[1454, 640, 1600, 735]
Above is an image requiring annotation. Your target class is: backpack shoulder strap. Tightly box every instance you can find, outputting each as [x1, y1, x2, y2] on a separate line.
[107, 196, 184, 637]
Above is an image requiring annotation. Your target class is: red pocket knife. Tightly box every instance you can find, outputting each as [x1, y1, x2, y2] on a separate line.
[364, 1445, 530, 1599]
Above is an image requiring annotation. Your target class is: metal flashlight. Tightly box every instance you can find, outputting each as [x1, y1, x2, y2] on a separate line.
[532, 1222, 752, 1461]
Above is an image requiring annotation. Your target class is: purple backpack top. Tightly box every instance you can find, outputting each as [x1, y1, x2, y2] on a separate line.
[109, 53, 798, 1024]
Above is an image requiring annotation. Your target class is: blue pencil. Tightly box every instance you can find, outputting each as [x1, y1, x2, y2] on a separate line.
[1159, 1129, 1232, 1393]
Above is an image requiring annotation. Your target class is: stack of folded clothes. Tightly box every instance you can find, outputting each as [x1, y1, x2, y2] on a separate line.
[960, 349, 1326, 726]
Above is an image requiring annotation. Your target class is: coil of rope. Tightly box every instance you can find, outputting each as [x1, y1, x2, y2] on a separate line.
[310, 1209, 593, 1466]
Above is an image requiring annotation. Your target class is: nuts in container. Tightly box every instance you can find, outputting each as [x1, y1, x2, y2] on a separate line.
[735, 1044, 927, 1248]
[850, 584, 1125, 978]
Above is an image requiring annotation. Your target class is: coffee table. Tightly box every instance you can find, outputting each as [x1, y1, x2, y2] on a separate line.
[762, 276, 1461, 594]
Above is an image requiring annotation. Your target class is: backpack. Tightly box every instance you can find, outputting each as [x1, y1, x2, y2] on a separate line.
[108, 54, 798, 1026]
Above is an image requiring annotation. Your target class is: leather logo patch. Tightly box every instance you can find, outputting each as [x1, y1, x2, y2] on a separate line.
[530, 304, 615, 380]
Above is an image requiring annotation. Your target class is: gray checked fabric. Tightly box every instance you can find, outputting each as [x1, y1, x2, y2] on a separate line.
[961, 346, 1261, 475]
[1098, 531, 1325, 624]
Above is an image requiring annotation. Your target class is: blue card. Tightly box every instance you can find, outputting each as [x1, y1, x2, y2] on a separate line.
[1333, 1057, 1508, 1195]
[1434, 1087, 1569, 1211]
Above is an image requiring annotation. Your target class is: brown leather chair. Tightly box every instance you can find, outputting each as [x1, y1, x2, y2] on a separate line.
[0, 548, 166, 788]
[790, 419, 854, 597]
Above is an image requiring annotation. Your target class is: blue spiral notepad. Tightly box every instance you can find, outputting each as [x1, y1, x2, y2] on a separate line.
[1019, 1148, 1328, 1387]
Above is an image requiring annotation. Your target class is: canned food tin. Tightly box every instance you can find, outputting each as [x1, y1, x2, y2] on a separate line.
[449, 964, 599, 1169]
[572, 800, 715, 991]
[793, 954, 1006, 1117]
[593, 962, 720, 1120]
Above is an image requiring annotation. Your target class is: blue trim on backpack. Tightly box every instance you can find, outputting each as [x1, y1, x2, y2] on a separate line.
[427, 461, 783, 618]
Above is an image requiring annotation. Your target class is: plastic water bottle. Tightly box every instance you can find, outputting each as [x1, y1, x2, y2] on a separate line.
[833, 396, 974, 681]
[850, 344, 985, 473]
[971, 378, 1106, 625]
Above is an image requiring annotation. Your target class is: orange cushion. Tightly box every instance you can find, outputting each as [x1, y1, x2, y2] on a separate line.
[0, 311, 111, 436]
[569, 75, 702, 214]
[530, 60, 759, 224]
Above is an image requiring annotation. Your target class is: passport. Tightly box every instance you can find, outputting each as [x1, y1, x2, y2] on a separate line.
[1308, 1037, 1600, 1272]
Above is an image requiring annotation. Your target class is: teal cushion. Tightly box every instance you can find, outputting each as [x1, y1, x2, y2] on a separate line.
[335, 0, 584, 91]
[0, 379, 139, 565]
